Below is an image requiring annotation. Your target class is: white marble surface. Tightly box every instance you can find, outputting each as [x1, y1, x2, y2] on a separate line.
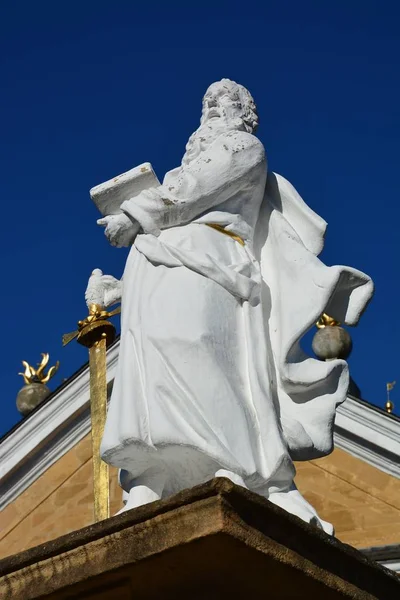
[94, 79, 373, 532]
[90, 162, 159, 216]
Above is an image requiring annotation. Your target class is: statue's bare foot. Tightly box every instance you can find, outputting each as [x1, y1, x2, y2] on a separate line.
[116, 485, 161, 514]
[215, 469, 247, 488]
[116, 468, 166, 515]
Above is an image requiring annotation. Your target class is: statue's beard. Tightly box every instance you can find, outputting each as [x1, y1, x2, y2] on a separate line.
[181, 115, 245, 167]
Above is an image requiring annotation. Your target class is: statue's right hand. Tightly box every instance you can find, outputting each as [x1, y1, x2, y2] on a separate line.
[97, 213, 139, 247]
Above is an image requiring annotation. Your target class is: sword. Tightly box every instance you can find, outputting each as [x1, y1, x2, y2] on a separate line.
[63, 302, 120, 522]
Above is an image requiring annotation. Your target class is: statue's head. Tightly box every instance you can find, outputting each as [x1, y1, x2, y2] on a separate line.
[182, 79, 258, 167]
[200, 79, 258, 134]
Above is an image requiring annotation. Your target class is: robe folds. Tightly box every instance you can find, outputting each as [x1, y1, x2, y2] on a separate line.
[100, 130, 373, 496]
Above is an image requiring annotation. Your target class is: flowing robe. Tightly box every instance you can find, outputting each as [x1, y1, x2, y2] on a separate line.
[100, 130, 373, 497]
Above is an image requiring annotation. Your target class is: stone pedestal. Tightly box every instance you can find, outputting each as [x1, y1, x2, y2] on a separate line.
[0, 479, 398, 599]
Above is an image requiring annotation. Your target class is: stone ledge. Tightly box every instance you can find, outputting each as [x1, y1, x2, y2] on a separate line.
[0, 478, 398, 599]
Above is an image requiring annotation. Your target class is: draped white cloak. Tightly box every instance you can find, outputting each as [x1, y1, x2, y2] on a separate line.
[100, 130, 373, 496]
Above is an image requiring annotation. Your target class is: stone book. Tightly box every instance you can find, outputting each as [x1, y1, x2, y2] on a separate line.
[90, 162, 160, 216]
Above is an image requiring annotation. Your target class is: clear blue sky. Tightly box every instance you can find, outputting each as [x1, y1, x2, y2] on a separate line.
[1, 1, 399, 437]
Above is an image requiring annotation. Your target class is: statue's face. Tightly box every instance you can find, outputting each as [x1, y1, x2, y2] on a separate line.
[182, 80, 255, 165]
[202, 82, 243, 127]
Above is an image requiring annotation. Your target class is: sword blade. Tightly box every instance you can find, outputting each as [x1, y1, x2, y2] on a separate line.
[89, 336, 110, 522]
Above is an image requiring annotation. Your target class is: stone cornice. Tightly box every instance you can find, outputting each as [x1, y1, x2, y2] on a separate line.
[335, 395, 400, 478]
[1, 341, 399, 510]
[360, 544, 400, 573]
[1, 479, 398, 599]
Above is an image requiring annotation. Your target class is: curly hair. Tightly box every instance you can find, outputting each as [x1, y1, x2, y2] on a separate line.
[203, 78, 259, 134]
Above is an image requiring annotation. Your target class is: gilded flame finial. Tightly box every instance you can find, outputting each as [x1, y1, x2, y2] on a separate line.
[316, 313, 340, 329]
[18, 353, 60, 385]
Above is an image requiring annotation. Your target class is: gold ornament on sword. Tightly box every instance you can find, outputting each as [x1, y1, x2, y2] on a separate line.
[63, 272, 121, 523]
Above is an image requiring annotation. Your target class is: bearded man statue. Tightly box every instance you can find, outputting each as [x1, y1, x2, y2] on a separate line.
[96, 79, 373, 533]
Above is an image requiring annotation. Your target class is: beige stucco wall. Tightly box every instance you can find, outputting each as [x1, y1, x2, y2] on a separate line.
[1, 436, 399, 560]
[0, 435, 123, 559]
[296, 449, 400, 548]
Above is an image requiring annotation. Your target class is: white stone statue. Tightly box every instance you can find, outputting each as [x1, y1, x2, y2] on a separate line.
[92, 79, 373, 533]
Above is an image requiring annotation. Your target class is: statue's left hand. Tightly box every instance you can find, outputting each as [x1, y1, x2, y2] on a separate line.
[97, 213, 140, 247]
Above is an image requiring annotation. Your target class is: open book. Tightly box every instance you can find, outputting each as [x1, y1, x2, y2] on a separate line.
[90, 162, 160, 216]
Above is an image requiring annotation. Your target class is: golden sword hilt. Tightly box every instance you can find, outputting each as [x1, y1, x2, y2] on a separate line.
[63, 303, 120, 348]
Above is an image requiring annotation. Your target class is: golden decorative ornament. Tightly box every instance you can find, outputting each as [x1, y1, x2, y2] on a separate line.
[316, 313, 340, 329]
[206, 223, 245, 246]
[62, 303, 120, 347]
[18, 353, 59, 386]
[385, 381, 396, 415]
[385, 401, 394, 414]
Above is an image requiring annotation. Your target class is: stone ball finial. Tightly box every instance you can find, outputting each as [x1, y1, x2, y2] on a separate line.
[16, 383, 51, 416]
[312, 314, 353, 361]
